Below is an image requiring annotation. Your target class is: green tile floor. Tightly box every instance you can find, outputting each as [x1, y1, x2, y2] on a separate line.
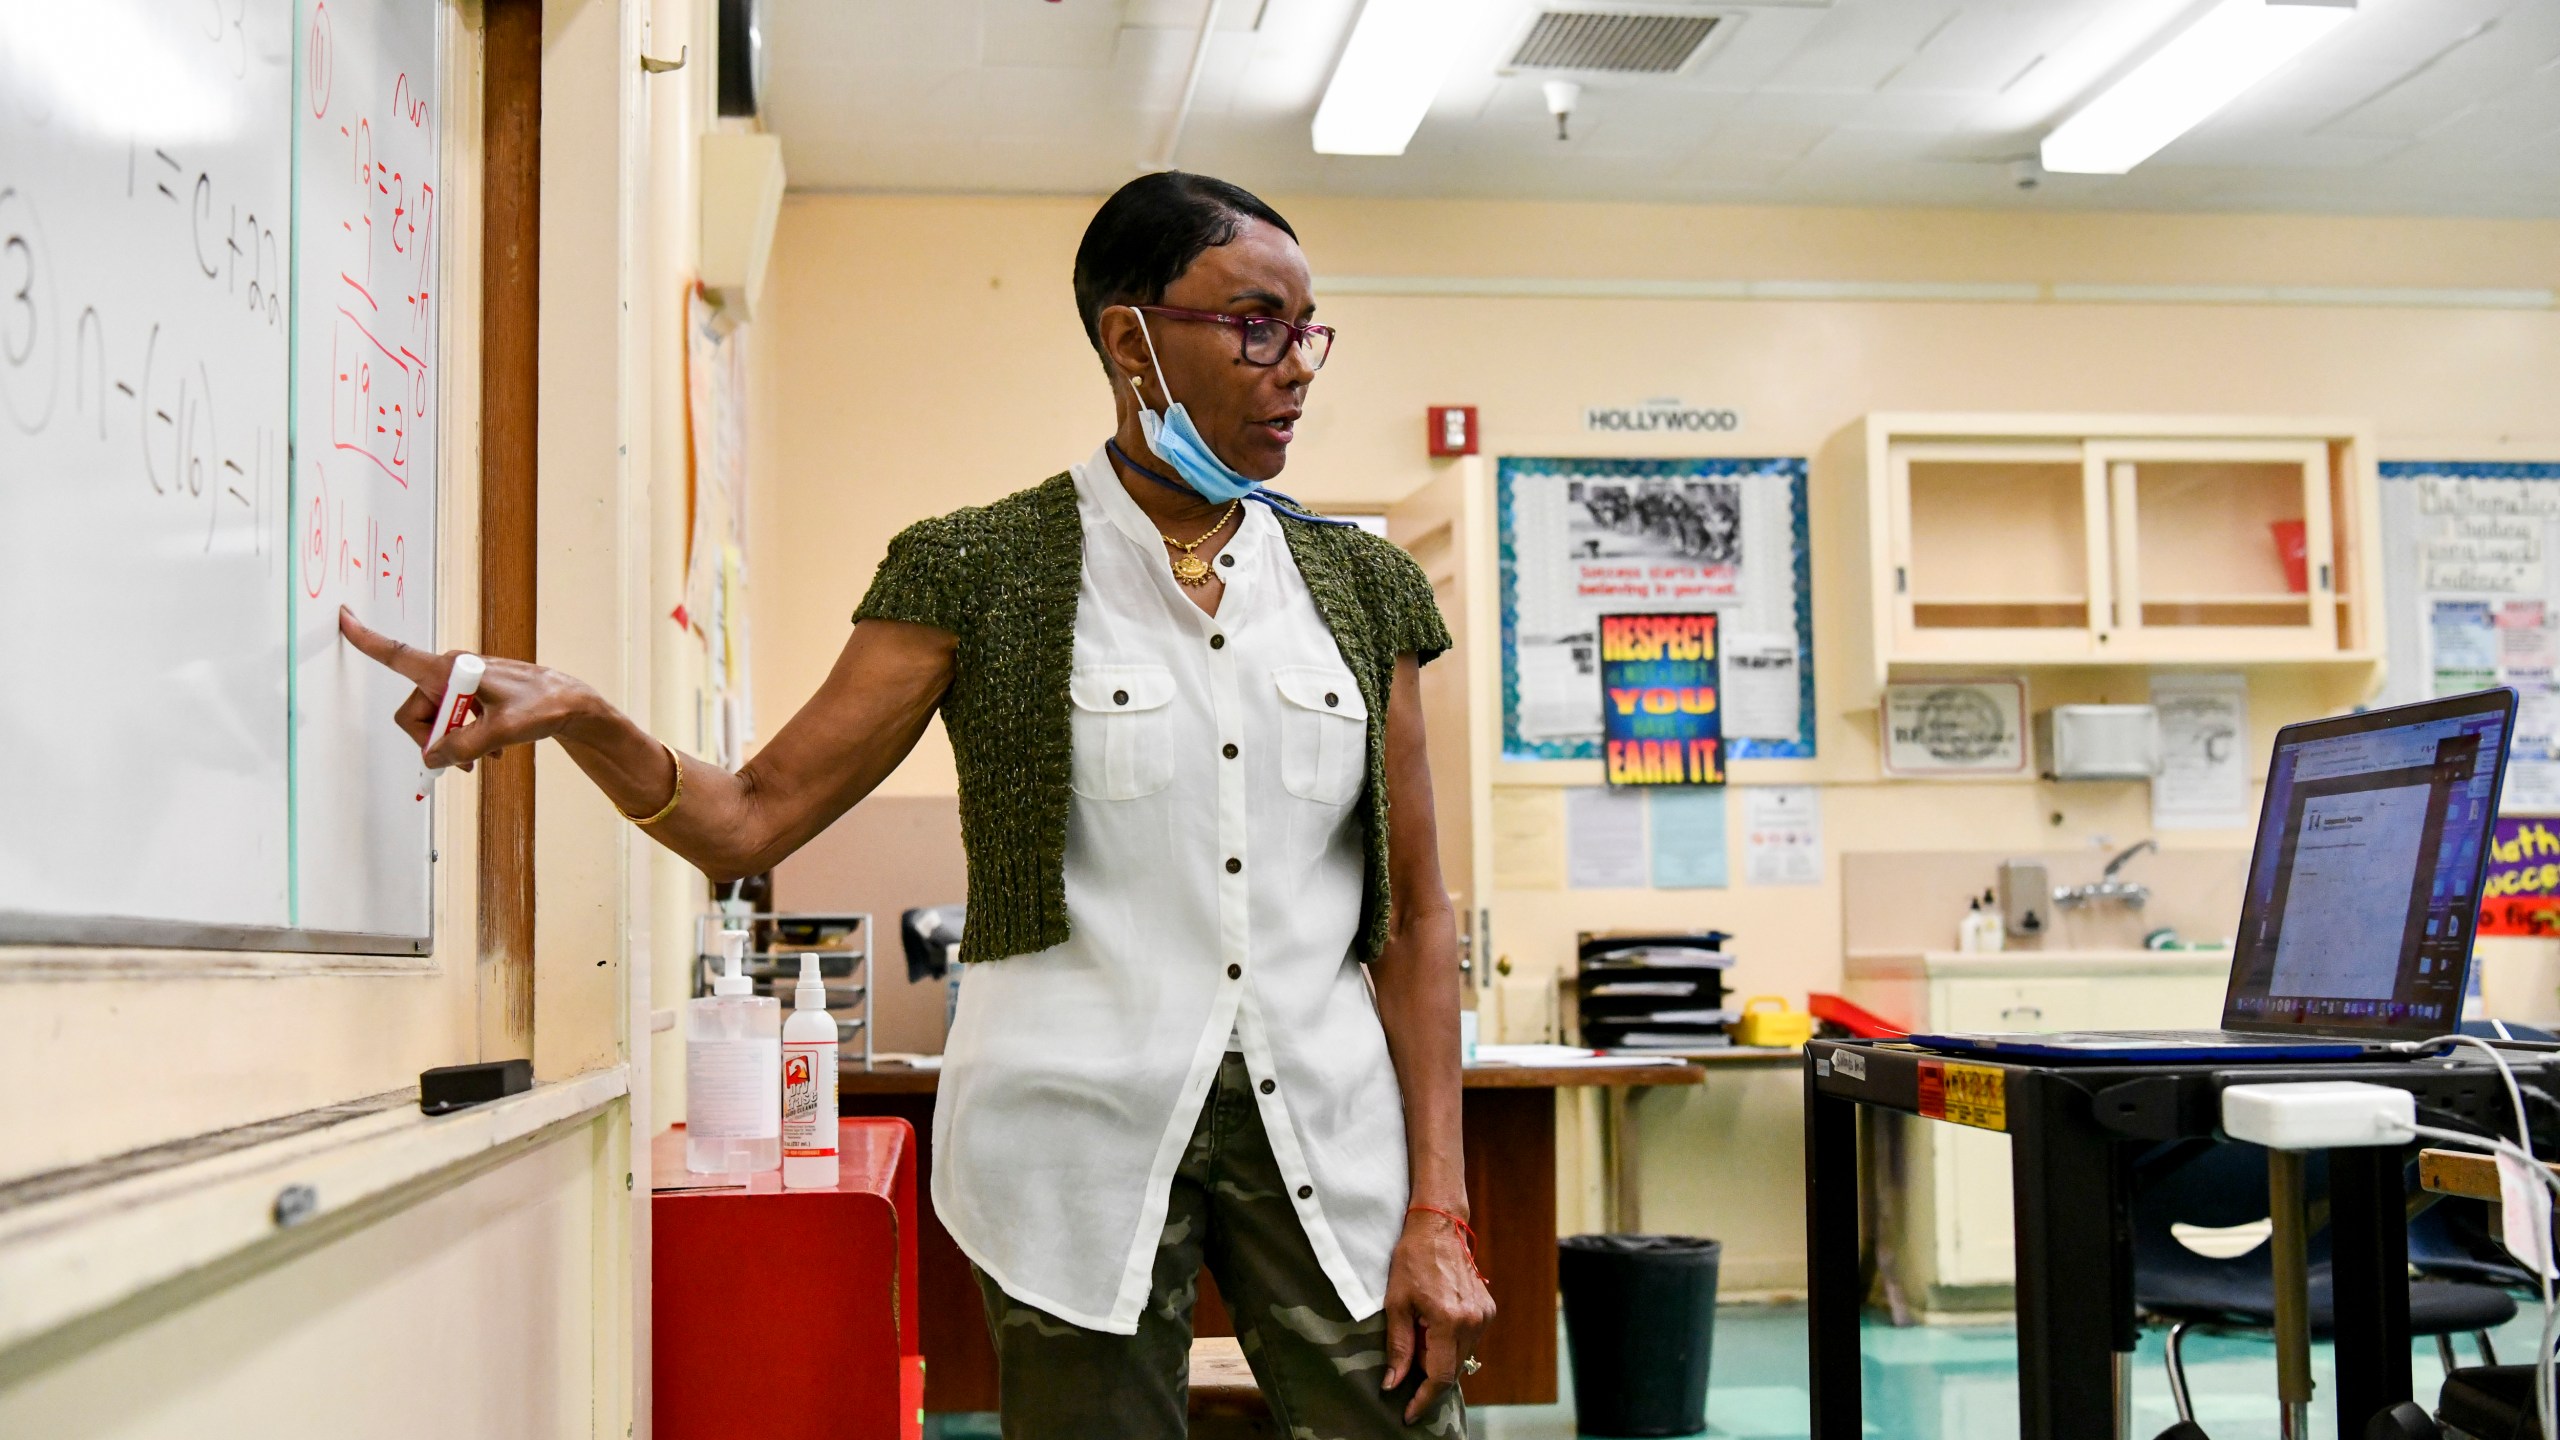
[927, 1301, 2555, 1439]
[1474, 1301, 2552, 1440]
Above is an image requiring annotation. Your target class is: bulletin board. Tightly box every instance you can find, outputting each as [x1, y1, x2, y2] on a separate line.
[1498, 457, 1814, 762]
[2378, 461, 2560, 814]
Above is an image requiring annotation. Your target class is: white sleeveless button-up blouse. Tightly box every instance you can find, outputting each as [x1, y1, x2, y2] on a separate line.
[930, 448, 1409, 1334]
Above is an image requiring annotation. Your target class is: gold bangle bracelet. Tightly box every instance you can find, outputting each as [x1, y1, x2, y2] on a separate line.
[623, 741, 684, 826]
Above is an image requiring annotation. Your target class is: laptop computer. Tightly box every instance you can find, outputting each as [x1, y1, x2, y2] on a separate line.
[1908, 687, 2517, 1063]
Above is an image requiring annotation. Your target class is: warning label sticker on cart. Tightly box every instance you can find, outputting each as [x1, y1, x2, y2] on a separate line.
[1917, 1059, 2007, 1132]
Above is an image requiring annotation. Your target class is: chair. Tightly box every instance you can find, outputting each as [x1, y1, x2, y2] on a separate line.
[2409, 1191, 2536, 1292]
[899, 903, 966, 984]
[2131, 1139, 2518, 1438]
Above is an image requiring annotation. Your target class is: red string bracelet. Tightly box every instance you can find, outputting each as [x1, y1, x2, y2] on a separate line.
[1408, 1203, 1487, 1283]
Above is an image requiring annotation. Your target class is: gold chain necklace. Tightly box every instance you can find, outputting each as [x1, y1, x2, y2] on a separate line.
[1159, 501, 1241, 587]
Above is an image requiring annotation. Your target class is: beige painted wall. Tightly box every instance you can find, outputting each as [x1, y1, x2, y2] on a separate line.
[640, 0, 709, 1147]
[749, 191, 2560, 1292]
[0, 1118, 617, 1440]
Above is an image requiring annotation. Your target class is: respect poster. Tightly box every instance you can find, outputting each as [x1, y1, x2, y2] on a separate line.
[2481, 817, 2560, 936]
[1600, 613, 1723, 786]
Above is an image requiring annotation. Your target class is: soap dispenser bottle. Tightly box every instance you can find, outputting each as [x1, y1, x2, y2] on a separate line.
[781, 954, 840, 1190]
[686, 927, 781, 1175]
[1977, 888, 2006, 953]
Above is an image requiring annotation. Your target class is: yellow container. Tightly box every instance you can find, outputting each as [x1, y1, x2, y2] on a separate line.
[1733, 995, 1814, 1049]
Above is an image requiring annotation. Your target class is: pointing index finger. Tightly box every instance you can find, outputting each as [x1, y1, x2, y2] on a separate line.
[338, 606, 448, 691]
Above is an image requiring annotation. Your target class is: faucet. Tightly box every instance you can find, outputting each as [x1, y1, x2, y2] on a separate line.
[2055, 839, 2154, 910]
[2103, 838, 2157, 881]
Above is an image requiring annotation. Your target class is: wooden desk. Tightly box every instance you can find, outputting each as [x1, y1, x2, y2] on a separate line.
[840, 1056, 1706, 1411]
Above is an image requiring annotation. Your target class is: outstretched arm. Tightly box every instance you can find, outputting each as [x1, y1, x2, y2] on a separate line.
[340, 607, 956, 880]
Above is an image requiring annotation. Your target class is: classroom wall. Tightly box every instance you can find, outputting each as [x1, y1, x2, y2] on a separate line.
[0, 1117, 617, 1440]
[749, 194, 2560, 1291]
[641, 0, 708, 1159]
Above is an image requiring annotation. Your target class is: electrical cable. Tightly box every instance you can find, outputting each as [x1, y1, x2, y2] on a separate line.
[2398, 1036, 2560, 1054]
[2402, 1032, 2557, 1438]
[2410, 1122, 2558, 1436]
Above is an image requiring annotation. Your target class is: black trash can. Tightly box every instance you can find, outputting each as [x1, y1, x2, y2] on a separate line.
[1558, 1234, 1722, 1438]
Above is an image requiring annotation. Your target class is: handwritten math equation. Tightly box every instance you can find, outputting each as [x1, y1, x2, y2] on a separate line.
[0, 143, 285, 557]
[298, 0, 437, 617]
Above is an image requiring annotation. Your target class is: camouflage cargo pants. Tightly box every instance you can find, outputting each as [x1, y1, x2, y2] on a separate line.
[972, 1053, 1466, 1440]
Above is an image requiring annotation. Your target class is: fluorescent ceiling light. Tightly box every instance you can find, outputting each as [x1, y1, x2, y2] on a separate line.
[2041, 0, 2356, 175]
[1311, 0, 1466, 156]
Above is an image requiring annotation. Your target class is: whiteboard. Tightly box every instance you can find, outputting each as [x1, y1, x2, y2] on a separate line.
[291, 0, 442, 942]
[0, 0, 441, 952]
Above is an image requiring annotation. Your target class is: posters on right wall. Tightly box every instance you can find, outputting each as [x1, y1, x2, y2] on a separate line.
[2379, 462, 2560, 815]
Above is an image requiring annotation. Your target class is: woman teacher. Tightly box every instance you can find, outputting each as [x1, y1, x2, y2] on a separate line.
[343, 171, 1490, 1438]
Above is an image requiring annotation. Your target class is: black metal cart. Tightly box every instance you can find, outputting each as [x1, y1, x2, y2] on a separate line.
[1802, 1037, 2554, 1440]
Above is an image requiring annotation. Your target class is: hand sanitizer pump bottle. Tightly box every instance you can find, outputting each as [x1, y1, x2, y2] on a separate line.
[781, 954, 840, 1189]
[686, 928, 781, 1175]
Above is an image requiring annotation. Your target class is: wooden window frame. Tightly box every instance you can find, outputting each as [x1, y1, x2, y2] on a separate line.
[480, 0, 539, 1053]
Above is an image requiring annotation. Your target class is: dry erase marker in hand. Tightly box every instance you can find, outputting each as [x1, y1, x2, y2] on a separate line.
[416, 654, 487, 801]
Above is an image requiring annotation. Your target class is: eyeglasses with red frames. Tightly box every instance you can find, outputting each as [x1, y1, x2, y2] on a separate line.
[1135, 305, 1335, 371]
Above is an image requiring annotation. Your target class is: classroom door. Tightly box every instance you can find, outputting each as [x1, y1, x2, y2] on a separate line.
[1388, 457, 1494, 964]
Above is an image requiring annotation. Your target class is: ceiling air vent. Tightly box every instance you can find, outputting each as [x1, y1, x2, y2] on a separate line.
[1505, 10, 1721, 74]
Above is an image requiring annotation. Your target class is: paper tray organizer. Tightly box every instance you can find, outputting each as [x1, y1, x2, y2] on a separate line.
[694, 912, 875, 1072]
[1574, 931, 1735, 1051]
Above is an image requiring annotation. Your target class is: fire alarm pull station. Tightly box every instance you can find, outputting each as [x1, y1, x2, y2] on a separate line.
[1427, 406, 1478, 457]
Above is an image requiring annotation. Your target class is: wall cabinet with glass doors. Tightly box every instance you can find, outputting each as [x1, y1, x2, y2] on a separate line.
[1839, 415, 2382, 689]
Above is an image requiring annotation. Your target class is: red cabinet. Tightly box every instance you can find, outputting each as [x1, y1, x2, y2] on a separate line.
[653, 1119, 921, 1439]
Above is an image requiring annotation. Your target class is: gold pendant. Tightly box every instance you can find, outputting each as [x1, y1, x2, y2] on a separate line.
[1171, 554, 1212, 587]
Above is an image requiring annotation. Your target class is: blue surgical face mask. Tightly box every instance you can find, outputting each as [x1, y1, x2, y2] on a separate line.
[1129, 309, 1263, 504]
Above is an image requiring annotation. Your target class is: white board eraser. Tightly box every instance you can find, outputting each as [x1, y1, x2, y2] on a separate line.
[2221, 1081, 2415, 1150]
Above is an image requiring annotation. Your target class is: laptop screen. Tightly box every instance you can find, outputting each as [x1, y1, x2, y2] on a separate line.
[2223, 689, 2515, 1038]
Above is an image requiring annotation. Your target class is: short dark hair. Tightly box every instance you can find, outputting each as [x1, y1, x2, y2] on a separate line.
[1072, 172, 1296, 362]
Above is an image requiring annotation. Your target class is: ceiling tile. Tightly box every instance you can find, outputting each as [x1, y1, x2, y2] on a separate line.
[980, 0, 1124, 69]
[1761, 2, 1962, 93]
[819, 1, 982, 71]
[1877, 5, 2094, 96]
[765, 0, 2560, 215]
[1122, 0, 1270, 30]
[1680, 8, 1837, 92]
[1680, 116, 1831, 183]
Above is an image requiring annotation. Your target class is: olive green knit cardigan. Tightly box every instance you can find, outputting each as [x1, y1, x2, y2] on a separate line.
[853, 472, 1452, 966]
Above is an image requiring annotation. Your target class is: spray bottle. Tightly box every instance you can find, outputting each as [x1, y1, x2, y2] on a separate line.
[686, 927, 781, 1175]
[781, 954, 840, 1189]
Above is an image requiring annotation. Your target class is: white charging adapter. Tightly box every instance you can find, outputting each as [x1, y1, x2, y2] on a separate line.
[2220, 1081, 2417, 1150]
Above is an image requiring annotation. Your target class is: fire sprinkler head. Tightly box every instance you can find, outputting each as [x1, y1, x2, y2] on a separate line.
[1542, 79, 1581, 141]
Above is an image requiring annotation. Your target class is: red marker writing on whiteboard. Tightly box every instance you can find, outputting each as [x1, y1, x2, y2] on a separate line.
[416, 653, 487, 801]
